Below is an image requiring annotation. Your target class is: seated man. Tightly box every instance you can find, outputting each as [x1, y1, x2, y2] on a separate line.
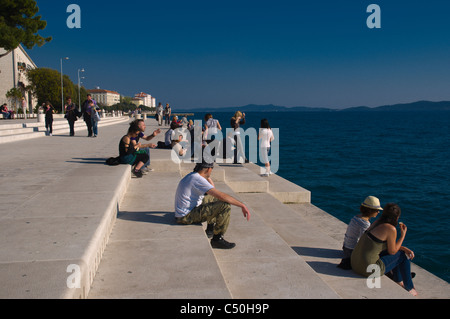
[132, 119, 161, 172]
[174, 161, 250, 249]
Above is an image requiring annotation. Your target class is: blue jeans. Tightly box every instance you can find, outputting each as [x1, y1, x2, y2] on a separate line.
[380, 250, 414, 291]
[91, 118, 98, 136]
[142, 147, 150, 167]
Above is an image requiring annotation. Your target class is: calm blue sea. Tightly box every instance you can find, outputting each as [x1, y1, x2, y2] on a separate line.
[191, 110, 450, 283]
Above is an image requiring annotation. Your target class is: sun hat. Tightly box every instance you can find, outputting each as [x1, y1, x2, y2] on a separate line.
[361, 196, 383, 211]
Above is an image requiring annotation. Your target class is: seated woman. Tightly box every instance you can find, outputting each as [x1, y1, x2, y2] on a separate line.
[1, 103, 13, 119]
[119, 122, 150, 178]
[351, 203, 418, 296]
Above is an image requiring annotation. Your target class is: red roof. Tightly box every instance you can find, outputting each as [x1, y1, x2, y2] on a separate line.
[88, 89, 120, 95]
[135, 92, 151, 98]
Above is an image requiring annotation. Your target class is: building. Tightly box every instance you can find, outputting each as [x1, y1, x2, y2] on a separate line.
[87, 88, 121, 107]
[134, 92, 156, 108]
[0, 45, 38, 113]
[131, 97, 144, 108]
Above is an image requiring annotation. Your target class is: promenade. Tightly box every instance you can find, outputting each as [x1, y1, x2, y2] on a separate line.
[0, 117, 449, 299]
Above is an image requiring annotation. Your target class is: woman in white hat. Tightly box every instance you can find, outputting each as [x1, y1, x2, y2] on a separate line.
[338, 196, 382, 270]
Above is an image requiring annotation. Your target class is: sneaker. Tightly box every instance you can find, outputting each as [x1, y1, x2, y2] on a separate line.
[211, 235, 236, 249]
[205, 224, 214, 238]
[131, 169, 143, 178]
[141, 167, 154, 174]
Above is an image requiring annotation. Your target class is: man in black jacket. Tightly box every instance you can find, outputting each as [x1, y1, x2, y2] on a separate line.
[81, 94, 95, 137]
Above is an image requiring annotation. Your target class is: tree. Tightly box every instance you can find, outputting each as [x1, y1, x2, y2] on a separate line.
[27, 68, 75, 113]
[5, 88, 23, 112]
[0, 0, 52, 57]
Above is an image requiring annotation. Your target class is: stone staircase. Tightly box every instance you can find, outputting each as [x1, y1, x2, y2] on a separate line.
[0, 116, 129, 144]
[88, 156, 450, 299]
[2, 117, 447, 299]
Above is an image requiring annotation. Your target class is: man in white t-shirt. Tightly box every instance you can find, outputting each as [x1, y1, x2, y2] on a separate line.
[174, 161, 251, 249]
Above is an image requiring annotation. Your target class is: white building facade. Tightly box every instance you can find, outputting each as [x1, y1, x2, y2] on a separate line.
[135, 92, 156, 108]
[0, 45, 38, 113]
[88, 89, 121, 107]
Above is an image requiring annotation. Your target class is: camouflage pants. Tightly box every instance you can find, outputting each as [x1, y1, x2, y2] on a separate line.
[178, 195, 231, 236]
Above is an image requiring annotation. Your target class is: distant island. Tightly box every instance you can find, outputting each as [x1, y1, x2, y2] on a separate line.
[178, 100, 450, 113]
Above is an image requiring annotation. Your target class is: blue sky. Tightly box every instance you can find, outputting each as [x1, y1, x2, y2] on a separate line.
[26, 0, 450, 109]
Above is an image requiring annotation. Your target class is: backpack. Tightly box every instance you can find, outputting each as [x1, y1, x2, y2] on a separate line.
[105, 156, 120, 166]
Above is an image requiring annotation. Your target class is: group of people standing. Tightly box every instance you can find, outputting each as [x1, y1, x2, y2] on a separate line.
[202, 111, 275, 175]
[18, 93, 101, 138]
[64, 94, 101, 137]
[155, 102, 172, 126]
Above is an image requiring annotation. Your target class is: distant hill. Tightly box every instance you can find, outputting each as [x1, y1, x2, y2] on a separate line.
[178, 104, 333, 113]
[178, 101, 450, 113]
[342, 101, 450, 112]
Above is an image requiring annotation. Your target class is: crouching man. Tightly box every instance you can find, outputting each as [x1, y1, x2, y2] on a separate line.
[174, 161, 251, 249]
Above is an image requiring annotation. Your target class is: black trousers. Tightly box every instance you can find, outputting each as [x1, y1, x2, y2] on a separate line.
[68, 120, 76, 136]
[45, 118, 53, 134]
[84, 116, 93, 136]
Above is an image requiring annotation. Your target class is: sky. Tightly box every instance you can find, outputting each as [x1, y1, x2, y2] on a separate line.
[24, 0, 450, 109]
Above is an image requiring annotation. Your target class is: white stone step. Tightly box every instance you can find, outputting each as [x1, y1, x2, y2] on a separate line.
[0, 117, 129, 144]
[88, 172, 231, 299]
[239, 193, 414, 299]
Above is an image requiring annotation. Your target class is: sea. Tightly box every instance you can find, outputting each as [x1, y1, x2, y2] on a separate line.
[188, 110, 450, 283]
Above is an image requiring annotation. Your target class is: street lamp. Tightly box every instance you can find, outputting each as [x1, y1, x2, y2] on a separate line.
[60, 57, 69, 114]
[78, 68, 85, 111]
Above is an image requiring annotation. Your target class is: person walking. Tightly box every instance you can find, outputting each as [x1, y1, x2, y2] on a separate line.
[81, 94, 95, 137]
[156, 103, 164, 126]
[89, 101, 100, 137]
[230, 111, 248, 164]
[44, 102, 55, 136]
[164, 103, 172, 126]
[258, 118, 274, 176]
[204, 113, 222, 159]
[65, 97, 79, 136]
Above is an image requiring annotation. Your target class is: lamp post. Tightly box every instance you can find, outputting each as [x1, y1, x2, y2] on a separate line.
[60, 57, 69, 114]
[78, 68, 85, 111]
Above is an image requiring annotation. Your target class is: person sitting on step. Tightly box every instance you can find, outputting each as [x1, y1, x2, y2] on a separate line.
[174, 159, 251, 249]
